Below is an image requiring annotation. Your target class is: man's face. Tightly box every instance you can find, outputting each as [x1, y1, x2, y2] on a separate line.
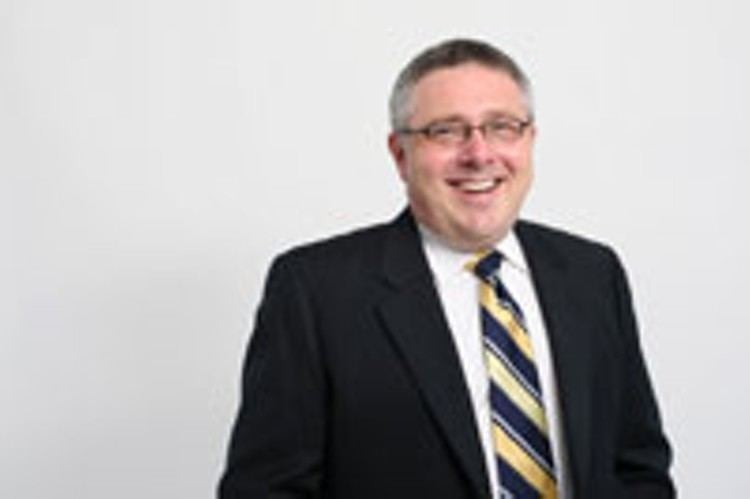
[388, 63, 535, 252]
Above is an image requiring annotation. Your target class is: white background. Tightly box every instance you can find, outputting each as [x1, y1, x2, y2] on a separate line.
[3, 0, 748, 497]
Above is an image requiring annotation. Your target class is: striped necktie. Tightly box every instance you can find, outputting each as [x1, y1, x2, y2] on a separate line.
[469, 250, 557, 499]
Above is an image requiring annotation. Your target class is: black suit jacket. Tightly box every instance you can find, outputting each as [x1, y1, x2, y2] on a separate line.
[219, 210, 674, 498]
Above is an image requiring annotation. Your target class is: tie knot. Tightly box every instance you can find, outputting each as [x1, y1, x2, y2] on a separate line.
[470, 249, 503, 281]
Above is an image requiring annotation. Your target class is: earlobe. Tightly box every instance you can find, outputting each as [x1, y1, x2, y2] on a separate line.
[388, 133, 409, 181]
[388, 133, 403, 161]
[528, 124, 538, 141]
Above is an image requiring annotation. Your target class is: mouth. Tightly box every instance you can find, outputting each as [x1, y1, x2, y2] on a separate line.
[448, 178, 503, 194]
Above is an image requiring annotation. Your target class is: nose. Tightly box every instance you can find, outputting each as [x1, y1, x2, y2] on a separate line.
[458, 127, 495, 167]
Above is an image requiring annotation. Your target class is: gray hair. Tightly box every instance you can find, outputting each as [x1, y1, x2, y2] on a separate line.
[388, 38, 533, 131]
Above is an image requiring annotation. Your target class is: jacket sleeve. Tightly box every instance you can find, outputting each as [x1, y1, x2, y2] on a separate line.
[609, 252, 676, 499]
[218, 253, 327, 498]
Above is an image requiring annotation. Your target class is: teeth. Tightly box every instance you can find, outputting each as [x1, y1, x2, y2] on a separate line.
[458, 179, 496, 192]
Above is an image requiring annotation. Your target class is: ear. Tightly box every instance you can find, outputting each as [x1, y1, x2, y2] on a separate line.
[388, 132, 409, 181]
[527, 123, 538, 142]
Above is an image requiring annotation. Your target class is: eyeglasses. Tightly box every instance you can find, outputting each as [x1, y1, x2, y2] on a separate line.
[397, 117, 532, 147]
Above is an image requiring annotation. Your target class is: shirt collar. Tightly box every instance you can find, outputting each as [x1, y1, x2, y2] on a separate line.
[496, 226, 529, 274]
[418, 223, 530, 279]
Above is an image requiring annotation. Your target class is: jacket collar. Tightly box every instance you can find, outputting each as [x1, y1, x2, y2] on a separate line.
[376, 212, 593, 495]
[376, 209, 492, 497]
[516, 221, 592, 493]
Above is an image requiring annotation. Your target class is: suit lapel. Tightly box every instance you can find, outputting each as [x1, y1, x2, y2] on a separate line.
[375, 211, 490, 498]
[515, 222, 593, 493]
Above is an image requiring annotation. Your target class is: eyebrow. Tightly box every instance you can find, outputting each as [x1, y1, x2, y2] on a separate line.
[482, 110, 529, 121]
[424, 111, 528, 125]
[423, 114, 468, 125]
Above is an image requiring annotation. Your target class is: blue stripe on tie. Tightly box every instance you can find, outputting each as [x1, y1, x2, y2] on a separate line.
[482, 309, 542, 394]
[475, 250, 503, 281]
[490, 385, 555, 473]
[484, 335, 542, 403]
[473, 250, 557, 497]
[497, 457, 539, 499]
[488, 275, 527, 328]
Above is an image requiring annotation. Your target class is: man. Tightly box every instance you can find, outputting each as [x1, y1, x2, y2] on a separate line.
[219, 38, 674, 498]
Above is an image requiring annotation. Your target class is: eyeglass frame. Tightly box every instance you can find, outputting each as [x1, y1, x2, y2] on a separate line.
[395, 116, 533, 147]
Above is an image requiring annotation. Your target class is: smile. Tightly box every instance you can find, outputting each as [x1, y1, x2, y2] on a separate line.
[449, 178, 502, 193]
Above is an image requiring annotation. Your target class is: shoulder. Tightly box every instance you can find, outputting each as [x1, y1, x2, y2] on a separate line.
[515, 219, 610, 252]
[280, 219, 392, 267]
[516, 220, 638, 327]
[516, 219, 617, 257]
[515, 219, 623, 273]
[257, 214, 417, 312]
[266, 214, 407, 289]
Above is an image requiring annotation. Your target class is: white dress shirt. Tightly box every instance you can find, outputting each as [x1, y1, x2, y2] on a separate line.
[419, 225, 572, 499]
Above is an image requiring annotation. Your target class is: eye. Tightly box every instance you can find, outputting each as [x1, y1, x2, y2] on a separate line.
[425, 122, 464, 141]
[485, 119, 525, 140]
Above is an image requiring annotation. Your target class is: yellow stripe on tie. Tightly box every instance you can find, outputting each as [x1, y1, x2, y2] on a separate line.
[485, 349, 549, 433]
[492, 422, 558, 499]
[480, 283, 534, 360]
[464, 251, 489, 273]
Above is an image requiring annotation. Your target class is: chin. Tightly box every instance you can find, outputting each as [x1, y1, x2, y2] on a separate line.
[466, 223, 512, 248]
[445, 227, 498, 252]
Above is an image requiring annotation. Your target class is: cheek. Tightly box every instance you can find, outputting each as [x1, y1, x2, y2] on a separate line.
[514, 142, 534, 168]
[501, 154, 533, 182]
[407, 153, 447, 183]
[501, 147, 527, 167]
[408, 168, 442, 201]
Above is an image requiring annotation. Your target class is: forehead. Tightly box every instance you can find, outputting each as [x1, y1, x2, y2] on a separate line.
[408, 63, 527, 123]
